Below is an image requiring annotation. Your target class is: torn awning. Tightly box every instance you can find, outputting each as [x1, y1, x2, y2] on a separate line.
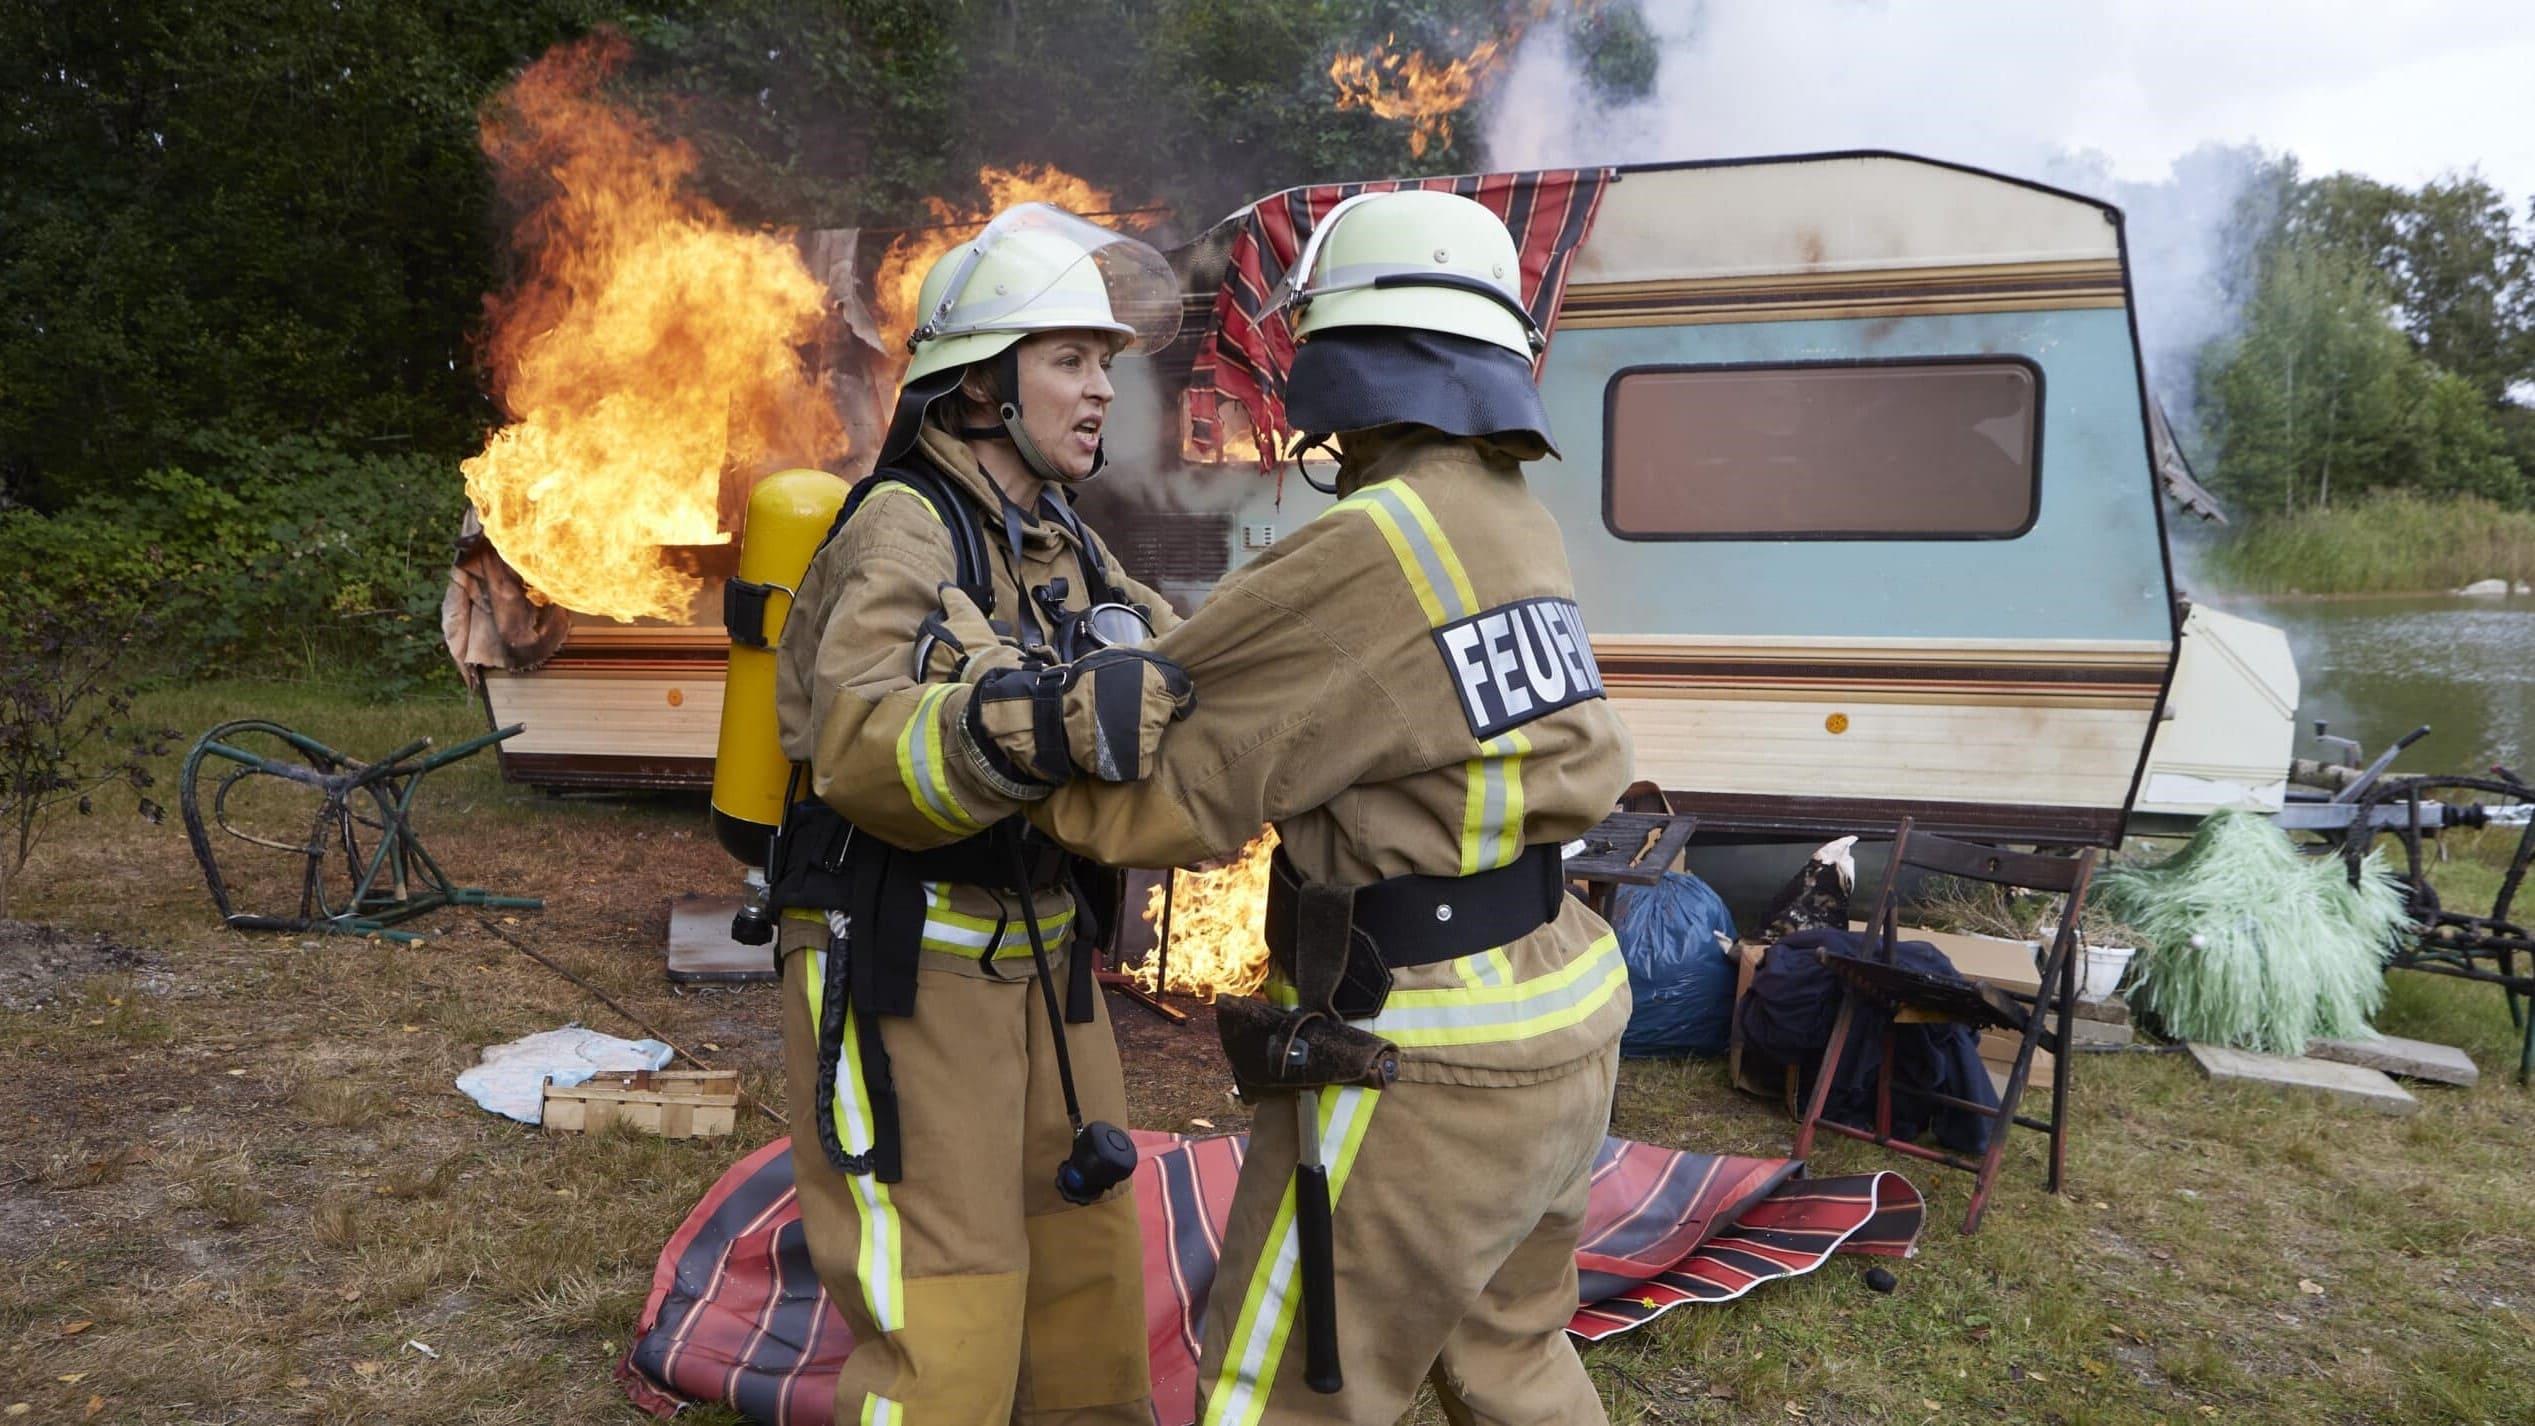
[1184, 168, 1614, 466]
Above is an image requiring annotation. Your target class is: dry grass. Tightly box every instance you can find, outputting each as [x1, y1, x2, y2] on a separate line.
[1, 678, 2530, 1425]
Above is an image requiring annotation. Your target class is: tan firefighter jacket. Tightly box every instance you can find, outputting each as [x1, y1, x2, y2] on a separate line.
[772, 424, 1181, 971]
[989, 429, 1637, 1082]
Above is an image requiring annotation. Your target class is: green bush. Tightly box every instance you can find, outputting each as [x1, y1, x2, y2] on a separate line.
[0, 434, 464, 689]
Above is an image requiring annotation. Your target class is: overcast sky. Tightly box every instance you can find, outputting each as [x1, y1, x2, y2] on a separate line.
[1492, 1, 2535, 207]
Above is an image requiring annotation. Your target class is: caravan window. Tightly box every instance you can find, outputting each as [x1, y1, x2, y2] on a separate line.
[1603, 358, 2042, 540]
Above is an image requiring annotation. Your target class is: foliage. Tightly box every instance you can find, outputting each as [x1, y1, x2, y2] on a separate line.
[2284, 171, 2535, 404]
[2201, 240, 2525, 517]
[0, 598, 175, 917]
[2197, 160, 2535, 526]
[2199, 490, 2535, 595]
[0, 434, 467, 687]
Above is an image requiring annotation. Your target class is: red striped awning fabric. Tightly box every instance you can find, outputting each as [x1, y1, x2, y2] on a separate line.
[1183, 168, 1614, 468]
[618, 1132, 1919, 1424]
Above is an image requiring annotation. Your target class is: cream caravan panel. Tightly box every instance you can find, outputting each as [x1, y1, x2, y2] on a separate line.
[484, 668, 724, 759]
[1572, 157, 2119, 285]
[2137, 606, 2298, 816]
[1616, 694, 2155, 812]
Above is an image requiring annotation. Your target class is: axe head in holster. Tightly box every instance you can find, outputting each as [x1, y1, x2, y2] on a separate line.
[1216, 877, 1398, 1098]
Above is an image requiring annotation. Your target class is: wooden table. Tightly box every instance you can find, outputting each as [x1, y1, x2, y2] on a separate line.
[1563, 811, 1698, 916]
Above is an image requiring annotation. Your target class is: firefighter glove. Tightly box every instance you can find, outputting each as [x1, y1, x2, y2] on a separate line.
[962, 647, 1195, 790]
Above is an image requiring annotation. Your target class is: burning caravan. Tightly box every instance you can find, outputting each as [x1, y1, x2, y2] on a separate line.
[463, 151, 2184, 848]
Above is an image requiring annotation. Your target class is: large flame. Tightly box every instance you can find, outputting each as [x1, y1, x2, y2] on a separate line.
[1129, 828, 1278, 1002]
[1327, 33, 1513, 158]
[871, 164, 1151, 356]
[462, 33, 846, 623]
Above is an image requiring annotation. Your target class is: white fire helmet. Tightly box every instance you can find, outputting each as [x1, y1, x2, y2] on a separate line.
[902, 203, 1182, 386]
[1263, 189, 1543, 358]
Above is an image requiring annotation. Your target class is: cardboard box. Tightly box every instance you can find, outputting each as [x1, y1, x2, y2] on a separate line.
[542, 1069, 739, 1139]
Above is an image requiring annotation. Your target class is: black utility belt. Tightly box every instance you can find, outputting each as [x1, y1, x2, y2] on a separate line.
[1263, 842, 1565, 971]
[768, 800, 1066, 910]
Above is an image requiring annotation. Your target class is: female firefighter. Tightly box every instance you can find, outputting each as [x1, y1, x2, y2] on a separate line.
[914, 190, 1635, 1424]
[764, 203, 1197, 1426]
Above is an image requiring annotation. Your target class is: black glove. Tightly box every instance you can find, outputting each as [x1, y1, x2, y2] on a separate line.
[963, 647, 1196, 786]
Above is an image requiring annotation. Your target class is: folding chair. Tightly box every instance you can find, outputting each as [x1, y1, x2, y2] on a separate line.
[1789, 818, 2098, 1234]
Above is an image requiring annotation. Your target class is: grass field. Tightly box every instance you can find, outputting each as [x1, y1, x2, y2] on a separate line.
[3, 680, 2531, 1424]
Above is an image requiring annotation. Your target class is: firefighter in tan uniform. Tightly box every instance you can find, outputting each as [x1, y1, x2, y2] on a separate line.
[926, 190, 1635, 1423]
[765, 204, 1199, 1426]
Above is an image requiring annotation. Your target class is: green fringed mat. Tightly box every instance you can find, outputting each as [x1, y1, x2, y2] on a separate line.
[2098, 811, 2411, 1055]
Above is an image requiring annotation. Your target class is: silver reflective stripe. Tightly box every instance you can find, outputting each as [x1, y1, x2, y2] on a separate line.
[1356, 935, 1624, 1049]
[1357, 485, 1472, 621]
[904, 686, 969, 831]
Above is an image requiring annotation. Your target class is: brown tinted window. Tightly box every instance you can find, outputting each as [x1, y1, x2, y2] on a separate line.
[1605, 361, 2040, 538]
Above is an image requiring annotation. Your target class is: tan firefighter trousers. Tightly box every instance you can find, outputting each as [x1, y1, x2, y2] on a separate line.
[1193, 1044, 1621, 1426]
[781, 934, 1151, 1425]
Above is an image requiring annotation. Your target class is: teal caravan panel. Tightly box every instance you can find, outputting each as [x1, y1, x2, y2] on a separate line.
[1530, 307, 2170, 645]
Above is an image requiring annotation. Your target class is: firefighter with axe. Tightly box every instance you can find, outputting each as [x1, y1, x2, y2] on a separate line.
[1014, 188, 1635, 1425]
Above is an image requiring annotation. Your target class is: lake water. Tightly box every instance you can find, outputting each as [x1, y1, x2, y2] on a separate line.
[2215, 594, 2535, 779]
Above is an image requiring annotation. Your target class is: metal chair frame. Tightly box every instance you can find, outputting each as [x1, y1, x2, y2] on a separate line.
[180, 719, 541, 942]
[1790, 818, 2098, 1234]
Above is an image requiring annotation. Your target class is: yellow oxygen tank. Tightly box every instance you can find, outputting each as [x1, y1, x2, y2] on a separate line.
[711, 467, 850, 868]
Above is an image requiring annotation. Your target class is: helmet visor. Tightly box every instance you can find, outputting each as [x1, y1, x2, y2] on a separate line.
[914, 203, 1183, 356]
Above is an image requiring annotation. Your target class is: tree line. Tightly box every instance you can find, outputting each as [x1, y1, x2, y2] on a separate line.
[2198, 162, 2535, 519]
[0, 0, 1652, 514]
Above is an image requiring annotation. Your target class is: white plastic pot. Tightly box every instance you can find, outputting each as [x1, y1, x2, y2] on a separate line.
[2081, 944, 2137, 1001]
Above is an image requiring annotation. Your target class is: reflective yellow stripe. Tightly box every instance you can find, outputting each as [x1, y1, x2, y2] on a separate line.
[1453, 946, 1516, 989]
[802, 941, 906, 1332]
[858, 1393, 903, 1426]
[1361, 933, 1625, 1049]
[859, 480, 943, 526]
[1201, 1086, 1382, 1426]
[1457, 728, 1531, 875]
[895, 684, 982, 836]
[917, 881, 1074, 959]
[1330, 481, 1477, 629]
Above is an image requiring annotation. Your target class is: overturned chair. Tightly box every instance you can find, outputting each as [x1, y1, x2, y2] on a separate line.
[181, 719, 541, 942]
[1791, 818, 2098, 1234]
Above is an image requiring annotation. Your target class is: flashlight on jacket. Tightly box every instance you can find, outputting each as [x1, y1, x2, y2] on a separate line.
[1057, 1120, 1137, 1205]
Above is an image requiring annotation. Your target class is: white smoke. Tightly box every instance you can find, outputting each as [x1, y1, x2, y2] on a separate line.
[1483, 0, 2280, 438]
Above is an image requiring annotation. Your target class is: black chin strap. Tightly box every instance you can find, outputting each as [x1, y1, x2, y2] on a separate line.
[1293, 433, 1341, 495]
[968, 346, 1105, 484]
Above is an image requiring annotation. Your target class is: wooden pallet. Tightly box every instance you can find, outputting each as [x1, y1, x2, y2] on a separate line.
[542, 1069, 739, 1139]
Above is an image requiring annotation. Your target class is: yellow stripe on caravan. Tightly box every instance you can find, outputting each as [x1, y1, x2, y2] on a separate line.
[896, 684, 983, 836]
[801, 940, 907, 1334]
[1201, 1086, 1382, 1426]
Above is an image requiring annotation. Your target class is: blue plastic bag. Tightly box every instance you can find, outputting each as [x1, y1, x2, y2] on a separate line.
[1610, 870, 1739, 1058]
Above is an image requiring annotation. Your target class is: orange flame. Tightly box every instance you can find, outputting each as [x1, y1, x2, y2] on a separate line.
[1129, 828, 1278, 1001]
[462, 33, 846, 623]
[871, 164, 1153, 357]
[1327, 33, 1513, 158]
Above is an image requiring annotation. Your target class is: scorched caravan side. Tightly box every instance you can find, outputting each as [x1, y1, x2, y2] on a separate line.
[479, 151, 2181, 848]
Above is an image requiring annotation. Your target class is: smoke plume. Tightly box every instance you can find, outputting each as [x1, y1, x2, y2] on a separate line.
[1483, 1, 2274, 436]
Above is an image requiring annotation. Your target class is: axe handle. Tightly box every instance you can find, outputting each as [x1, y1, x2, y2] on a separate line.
[1296, 1091, 1342, 1394]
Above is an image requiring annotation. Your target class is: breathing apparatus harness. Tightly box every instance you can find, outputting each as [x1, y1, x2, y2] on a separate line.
[749, 455, 1144, 1202]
